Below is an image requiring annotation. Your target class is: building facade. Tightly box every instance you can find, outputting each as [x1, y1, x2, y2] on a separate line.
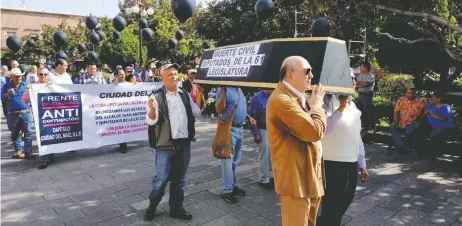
[1, 7, 84, 51]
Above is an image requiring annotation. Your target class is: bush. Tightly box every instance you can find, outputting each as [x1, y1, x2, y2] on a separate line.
[372, 95, 394, 124]
[453, 79, 462, 91]
[377, 74, 414, 102]
[178, 73, 188, 81]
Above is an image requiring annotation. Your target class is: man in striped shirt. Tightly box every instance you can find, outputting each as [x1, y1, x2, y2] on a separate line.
[76, 63, 107, 84]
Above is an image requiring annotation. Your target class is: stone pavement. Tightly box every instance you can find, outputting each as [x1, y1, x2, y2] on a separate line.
[1, 116, 462, 226]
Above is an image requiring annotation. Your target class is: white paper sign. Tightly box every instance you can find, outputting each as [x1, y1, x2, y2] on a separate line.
[200, 44, 265, 77]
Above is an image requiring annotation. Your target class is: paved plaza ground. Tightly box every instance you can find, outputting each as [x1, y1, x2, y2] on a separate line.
[1, 116, 462, 226]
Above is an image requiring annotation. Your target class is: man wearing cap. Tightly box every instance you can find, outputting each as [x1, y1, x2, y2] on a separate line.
[110, 65, 123, 83]
[1, 68, 34, 159]
[144, 63, 202, 222]
[50, 59, 73, 84]
[182, 69, 196, 94]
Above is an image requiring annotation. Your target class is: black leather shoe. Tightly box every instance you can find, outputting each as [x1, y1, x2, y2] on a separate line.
[222, 193, 237, 203]
[170, 209, 192, 220]
[232, 186, 246, 196]
[259, 182, 274, 190]
[37, 161, 49, 169]
[143, 202, 157, 221]
[118, 145, 128, 154]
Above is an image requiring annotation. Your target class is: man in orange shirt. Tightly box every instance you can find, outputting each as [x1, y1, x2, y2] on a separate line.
[390, 88, 427, 152]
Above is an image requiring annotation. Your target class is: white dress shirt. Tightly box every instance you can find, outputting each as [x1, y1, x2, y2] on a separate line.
[146, 87, 202, 139]
[49, 70, 73, 84]
[283, 80, 306, 109]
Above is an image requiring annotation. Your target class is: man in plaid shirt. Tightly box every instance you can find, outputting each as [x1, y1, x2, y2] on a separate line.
[76, 63, 107, 84]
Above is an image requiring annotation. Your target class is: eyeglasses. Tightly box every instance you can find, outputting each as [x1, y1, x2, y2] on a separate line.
[38, 73, 49, 76]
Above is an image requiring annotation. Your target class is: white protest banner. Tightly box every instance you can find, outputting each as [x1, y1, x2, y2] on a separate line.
[199, 44, 266, 77]
[30, 82, 165, 155]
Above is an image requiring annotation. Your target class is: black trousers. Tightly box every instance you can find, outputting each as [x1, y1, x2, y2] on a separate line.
[319, 160, 358, 226]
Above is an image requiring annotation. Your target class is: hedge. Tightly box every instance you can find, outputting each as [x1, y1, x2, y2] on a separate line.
[377, 74, 414, 103]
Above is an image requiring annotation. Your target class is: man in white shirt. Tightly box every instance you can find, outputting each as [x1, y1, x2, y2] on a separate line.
[49, 59, 73, 84]
[38, 60, 73, 169]
[144, 63, 202, 222]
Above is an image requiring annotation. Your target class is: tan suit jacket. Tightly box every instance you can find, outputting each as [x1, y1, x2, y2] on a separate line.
[266, 82, 327, 198]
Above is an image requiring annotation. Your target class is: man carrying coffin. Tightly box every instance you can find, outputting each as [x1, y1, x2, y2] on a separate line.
[266, 56, 326, 226]
[144, 63, 202, 221]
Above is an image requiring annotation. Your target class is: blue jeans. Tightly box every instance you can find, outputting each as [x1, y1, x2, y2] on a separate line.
[258, 129, 272, 183]
[221, 126, 243, 194]
[390, 121, 420, 148]
[7, 112, 33, 153]
[148, 139, 191, 212]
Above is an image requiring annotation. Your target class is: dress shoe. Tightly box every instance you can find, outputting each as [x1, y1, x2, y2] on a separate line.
[259, 182, 274, 190]
[143, 201, 158, 221]
[170, 209, 192, 220]
[222, 193, 237, 204]
[232, 186, 246, 196]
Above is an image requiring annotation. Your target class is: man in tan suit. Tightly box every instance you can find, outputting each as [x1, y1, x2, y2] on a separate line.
[267, 56, 327, 226]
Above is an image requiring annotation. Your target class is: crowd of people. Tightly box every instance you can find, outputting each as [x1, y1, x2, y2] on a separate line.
[0, 56, 457, 226]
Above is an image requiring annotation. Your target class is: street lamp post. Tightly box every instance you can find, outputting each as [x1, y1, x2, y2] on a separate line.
[125, 1, 154, 68]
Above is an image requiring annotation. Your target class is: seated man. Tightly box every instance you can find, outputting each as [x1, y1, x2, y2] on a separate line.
[390, 88, 427, 152]
[420, 92, 453, 147]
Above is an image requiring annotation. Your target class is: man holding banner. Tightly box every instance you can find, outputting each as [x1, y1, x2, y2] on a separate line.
[144, 63, 202, 222]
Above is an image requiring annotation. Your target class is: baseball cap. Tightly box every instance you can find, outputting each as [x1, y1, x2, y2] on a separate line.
[116, 65, 123, 70]
[188, 69, 197, 74]
[10, 68, 24, 77]
[125, 66, 133, 72]
[161, 63, 180, 73]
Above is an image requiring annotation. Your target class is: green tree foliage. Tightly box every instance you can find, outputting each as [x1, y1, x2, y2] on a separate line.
[98, 18, 148, 67]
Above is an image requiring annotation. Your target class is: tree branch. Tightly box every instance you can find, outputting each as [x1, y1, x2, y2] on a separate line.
[378, 32, 462, 62]
[361, 3, 462, 33]
[378, 32, 439, 44]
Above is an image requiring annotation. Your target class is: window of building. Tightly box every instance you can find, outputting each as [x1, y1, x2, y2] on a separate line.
[29, 33, 40, 40]
[6, 31, 16, 37]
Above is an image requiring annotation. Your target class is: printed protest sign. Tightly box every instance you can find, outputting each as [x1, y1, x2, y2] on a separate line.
[30, 82, 164, 155]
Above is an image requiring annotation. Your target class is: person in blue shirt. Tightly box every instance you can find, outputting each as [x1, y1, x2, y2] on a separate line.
[248, 89, 274, 190]
[1, 68, 34, 159]
[215, 86, 248, 204]
[421, 92, 453, 139]
[1, 65, 9, 118]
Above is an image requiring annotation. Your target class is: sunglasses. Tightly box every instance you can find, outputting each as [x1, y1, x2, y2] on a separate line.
[304, 68, 312, 75]
[38, 73, 49, 76]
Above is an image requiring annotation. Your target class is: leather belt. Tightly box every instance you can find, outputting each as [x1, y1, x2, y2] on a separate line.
[232, 122, 244, 128]
[8, 110, 29, 114]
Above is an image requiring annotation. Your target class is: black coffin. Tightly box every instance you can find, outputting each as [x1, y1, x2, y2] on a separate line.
[195, 37, 354, 94]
